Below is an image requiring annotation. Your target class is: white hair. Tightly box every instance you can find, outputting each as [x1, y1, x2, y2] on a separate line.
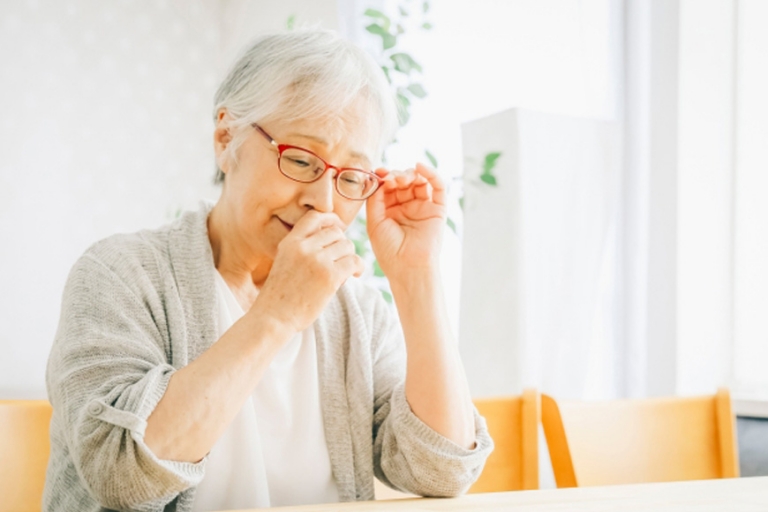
[212, 29, 399, 183]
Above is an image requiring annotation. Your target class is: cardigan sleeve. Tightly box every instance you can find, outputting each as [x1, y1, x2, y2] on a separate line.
[46, 251, 206, 511]
[369, 294, 494, 497]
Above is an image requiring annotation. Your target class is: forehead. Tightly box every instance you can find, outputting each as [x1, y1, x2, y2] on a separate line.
[282, 119, 375, 164]
[274, 94, 380, 163]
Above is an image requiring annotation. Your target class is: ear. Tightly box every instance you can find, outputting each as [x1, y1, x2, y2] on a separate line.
[213, 110, 233, 174]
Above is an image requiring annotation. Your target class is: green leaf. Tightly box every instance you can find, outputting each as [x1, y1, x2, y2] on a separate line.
[479, 151, 501, 187]
[423, 1, 430, 13]
[482, 151, 502, 175]
[382, 32, 396, 50]
[396, 23, 405, 34]
[425, 149, 438, 168]
[459, 196, 465, 210]
[398, 106, 410, 126]
[421, 22, 433, 30]
[365, 23, 387, 35]
[399, 5, 409, 16]
[407, 83, 427, 98]
[381, 289, 393, 304]
[390, 53, 423, 75]
[364, 8, 391, 30]
[364, 8, 389, 21]
[381, 65, 392, 84]
[396, 92, 411, 125]
[446, 217, 457, 234]
[286, 14, 296, 30]
[365, 23, 395, 49]
[479, 173, 497, 186]
[373, 260, 385, 277]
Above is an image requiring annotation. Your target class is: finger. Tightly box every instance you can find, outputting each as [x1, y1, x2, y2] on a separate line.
[291, 210, 344, 238]
[366, 181, 388, 223]
[384, 187, 400, 208]
[306, 225, 346, 249]
[413, 179, 431, 200]
[394, 170, 416, 189]
[323, 237, 356, 261]
[414, 163, 446, 205]
[396, 186, 416, 204]
[335, 253, 365, 279]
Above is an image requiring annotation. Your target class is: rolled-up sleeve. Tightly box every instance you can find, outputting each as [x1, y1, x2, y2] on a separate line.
[47, 253, 205, 511]
[370, 298, 493, 497]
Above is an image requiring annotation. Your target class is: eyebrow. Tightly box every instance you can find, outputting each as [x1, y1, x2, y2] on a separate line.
[287, 132, 372, 167]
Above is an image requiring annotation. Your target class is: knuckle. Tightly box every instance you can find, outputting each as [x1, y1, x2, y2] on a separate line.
[296, 240, 312, 257]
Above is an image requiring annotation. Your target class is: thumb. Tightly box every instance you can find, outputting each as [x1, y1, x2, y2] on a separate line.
[366, 168, 389, 229]
[366, 188, 386, 230]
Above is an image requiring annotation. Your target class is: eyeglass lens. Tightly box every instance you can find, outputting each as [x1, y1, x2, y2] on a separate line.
[279, 147, 378, 199]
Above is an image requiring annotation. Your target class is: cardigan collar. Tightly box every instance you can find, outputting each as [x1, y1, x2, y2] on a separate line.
[167, 200, 219, 363]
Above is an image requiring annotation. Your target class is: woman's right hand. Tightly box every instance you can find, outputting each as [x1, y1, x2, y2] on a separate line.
[253, 210, 365, 333]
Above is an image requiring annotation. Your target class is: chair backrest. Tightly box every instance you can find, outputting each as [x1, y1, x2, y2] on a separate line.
[468, 389, 539, 493]
[541, 388, 739, 488]
[0, 400, 53, 512]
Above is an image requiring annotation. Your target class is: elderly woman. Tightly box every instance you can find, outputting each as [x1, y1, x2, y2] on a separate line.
[44, 30, 492, 512]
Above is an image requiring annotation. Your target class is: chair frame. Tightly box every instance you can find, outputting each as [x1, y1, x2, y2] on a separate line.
[469, 388, 539, 493]
[0, 399, 53, 512]
[541, 388, 739, 488]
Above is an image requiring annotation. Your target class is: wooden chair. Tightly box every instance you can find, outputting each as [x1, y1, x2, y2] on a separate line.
[469, 389, 539, 493]
[541, 389, 739, 488]
[0, 400, 53, 512]
[375, 389, 540, 499]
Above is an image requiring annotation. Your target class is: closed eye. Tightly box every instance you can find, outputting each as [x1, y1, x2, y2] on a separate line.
[342, 175, 364, 184]
[287, 156, 311, 167]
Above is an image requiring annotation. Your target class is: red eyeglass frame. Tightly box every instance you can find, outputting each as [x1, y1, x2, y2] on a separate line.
[252, 124, 383, 200]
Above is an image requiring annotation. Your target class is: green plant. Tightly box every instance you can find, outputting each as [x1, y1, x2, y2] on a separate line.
[363, 2, 433, 127]
[480, 152, 502, 186]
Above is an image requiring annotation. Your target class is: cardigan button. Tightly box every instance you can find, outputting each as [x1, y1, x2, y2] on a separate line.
[87, 401, 105, 416]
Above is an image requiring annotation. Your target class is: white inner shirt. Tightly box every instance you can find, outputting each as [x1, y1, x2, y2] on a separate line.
[190, 270, 339, 512]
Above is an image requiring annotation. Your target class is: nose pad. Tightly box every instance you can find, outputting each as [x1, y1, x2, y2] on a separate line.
[301, 166, 337, 212]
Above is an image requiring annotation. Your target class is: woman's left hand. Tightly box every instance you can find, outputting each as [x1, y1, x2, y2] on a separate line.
[366, 163, 446, 280]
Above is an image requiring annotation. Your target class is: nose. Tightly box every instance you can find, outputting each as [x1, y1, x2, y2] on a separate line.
[300, 166, 336, 213]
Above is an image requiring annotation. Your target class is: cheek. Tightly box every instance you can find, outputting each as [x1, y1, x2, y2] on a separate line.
[236, 157, 293, 211]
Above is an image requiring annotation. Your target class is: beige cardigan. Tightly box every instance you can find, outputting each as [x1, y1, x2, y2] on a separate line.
[43, 203, 493, 512]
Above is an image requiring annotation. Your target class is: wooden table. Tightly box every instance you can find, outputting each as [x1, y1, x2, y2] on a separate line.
[233, 477, 768, 511]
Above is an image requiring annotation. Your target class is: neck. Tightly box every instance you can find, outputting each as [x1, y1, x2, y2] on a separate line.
[208, 200, 273, 293]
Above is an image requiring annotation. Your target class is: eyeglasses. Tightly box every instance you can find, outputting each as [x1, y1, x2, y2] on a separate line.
[253, 124, 383, 200]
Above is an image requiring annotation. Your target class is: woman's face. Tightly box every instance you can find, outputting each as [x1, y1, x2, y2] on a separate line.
[215, 112, 375, 262]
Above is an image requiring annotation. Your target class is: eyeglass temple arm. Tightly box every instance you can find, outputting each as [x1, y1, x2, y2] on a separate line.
[253, 124, 278, 147]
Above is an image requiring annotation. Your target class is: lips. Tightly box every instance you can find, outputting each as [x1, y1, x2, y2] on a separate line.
[277, 217, 294, 231]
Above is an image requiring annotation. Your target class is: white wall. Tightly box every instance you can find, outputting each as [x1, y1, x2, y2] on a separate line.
[0, 0, 341, 399]
[460, 109, 621, 400]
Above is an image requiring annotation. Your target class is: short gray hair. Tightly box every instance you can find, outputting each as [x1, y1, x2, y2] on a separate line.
[212, 29, 399, 184]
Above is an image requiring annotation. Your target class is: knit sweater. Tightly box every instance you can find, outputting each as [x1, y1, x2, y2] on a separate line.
[43, 203, 493, 512]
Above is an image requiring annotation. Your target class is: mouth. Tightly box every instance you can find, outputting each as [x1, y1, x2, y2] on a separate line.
[277, 217, 294, 231]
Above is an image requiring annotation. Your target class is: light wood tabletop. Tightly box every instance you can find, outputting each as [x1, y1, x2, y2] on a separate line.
[229, 477, 768, 511]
